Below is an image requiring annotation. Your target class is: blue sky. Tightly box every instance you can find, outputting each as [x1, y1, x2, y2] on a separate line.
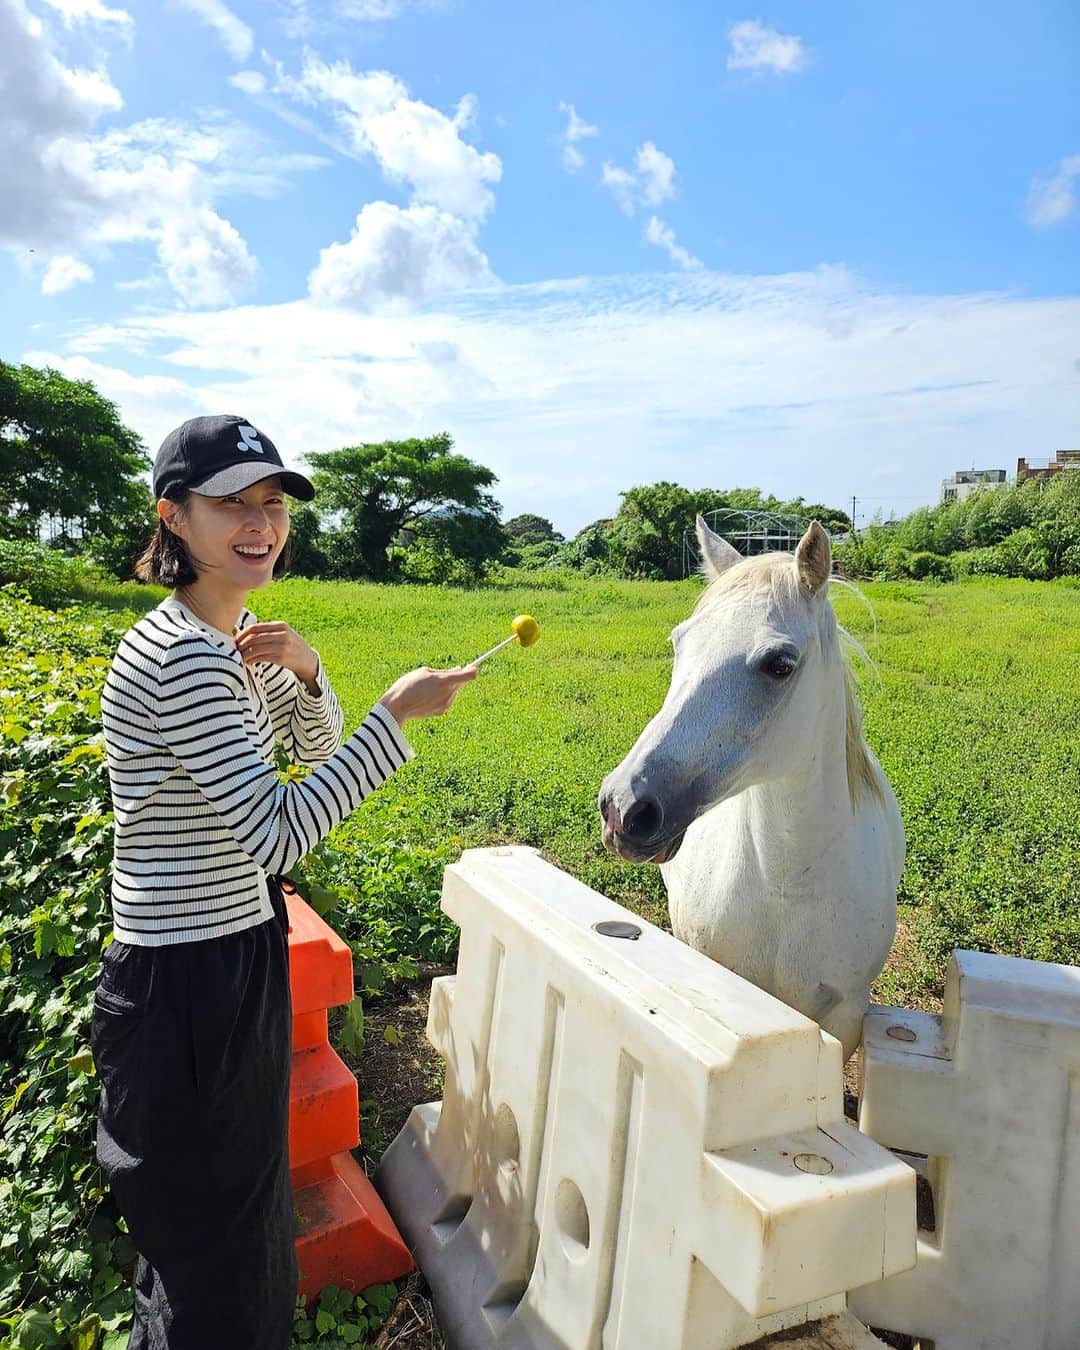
[2, 0, 1077, 533]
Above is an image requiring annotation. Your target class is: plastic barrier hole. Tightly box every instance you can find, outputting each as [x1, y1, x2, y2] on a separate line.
[793, 1152, 834, 1175]
[886, 1024, 918, 1042]
[593, 920, 642, 940]
[554, 1178, 590, 1258]
[493, 1102, 520, 1170]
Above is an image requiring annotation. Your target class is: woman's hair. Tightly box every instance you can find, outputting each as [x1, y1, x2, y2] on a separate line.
[135, 491, 293, 586]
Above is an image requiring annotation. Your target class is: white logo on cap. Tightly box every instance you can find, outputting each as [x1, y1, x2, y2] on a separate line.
[236, 425, 264, 455]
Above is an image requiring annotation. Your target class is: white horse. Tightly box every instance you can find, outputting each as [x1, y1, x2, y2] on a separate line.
[598, 518, 905, 1059]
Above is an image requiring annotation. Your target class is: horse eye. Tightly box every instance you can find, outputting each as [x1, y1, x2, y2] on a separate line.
[763, 653, 797, 680]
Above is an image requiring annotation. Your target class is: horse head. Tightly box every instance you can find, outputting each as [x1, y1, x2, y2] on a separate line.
[599, 517, 842, 863]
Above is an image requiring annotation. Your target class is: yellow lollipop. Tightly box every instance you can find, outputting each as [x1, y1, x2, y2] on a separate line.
[511, 614, 540, 647]
[472, 614, 541, 666]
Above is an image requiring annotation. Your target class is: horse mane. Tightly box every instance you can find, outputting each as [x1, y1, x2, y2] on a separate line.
[694, 553, 885, 810]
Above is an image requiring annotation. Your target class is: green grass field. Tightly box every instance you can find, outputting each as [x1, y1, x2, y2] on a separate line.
[89, 571, 1080, 1004]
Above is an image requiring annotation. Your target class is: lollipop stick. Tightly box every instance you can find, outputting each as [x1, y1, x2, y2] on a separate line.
[471, 634, 518, 666]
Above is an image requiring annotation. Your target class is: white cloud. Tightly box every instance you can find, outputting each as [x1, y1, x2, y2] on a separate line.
[280, 0, 433, 33]
[635, 141, 675, 206]
[645, 216, 701, 271]
[1026, 155, 1080, 226]
[602, 141, 677, 215]
[249, 54, 501, 307]
[39, 0, 132, 28]
[285, 56, 501, 220]
[727, 20, 806, 75]
[173, 0, 252, 60]
[0, 2, 324, 304]
[337, 0, 404, 17]
[559, 101, 598, 173]
[0, 0, 124, 250]
[230, 69, 266, 94]
[308, 201, 492, 309]
[158, 206, 256, 306]
[601, 161, 638, 215]
[50, 270, 1080, 534]
[41, 253, 94, 292]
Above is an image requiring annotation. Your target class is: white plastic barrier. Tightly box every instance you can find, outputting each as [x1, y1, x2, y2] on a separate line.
[376, 847, 914, 1349]
[851, 949, 1080, 1349]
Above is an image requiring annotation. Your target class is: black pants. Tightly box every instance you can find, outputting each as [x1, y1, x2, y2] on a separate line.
[91, 881, 297, 1350]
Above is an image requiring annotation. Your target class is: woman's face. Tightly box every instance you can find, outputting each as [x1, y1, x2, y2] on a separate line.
[161, 476, 290, 591]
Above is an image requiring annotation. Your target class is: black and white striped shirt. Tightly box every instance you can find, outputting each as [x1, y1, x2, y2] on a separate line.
[101, 596, 413, 946]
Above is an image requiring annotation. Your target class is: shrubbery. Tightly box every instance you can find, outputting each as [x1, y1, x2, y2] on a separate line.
[0, 542, 110, 609]
[835, 472, 1080, 582]
[0, 591, 130, 1349]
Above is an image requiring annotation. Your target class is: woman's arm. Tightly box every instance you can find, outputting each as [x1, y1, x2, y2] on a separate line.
[235, 621, 344, 766]
[154, 636, 474, 875]
[155, 637, 418, 875]
[259, 656, 345, 766]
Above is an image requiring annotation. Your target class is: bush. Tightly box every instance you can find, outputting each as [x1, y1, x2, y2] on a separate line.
[905, 551, 951, 581]
[993, 526, 1053, 580]
[0, 541, 109, 609]
[0, 591, 131, 1348]
[1059, 543, 1080, 576]
[394, 536, 481, 586]
[512, 541, 563, 571]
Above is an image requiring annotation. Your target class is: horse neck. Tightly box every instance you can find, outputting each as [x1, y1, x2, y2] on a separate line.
[740, 654, 857, 863]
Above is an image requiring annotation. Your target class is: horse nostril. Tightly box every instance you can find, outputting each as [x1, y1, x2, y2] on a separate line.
[622, 797, 663, 841]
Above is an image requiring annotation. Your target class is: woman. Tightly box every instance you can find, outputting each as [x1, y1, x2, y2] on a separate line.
[92, 414, 475, 1348]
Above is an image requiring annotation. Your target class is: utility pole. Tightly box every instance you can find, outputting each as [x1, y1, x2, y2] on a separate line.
[851, 495, 858, 535]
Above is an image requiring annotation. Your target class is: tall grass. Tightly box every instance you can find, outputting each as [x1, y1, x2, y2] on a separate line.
[227, 573, 1078, 1003]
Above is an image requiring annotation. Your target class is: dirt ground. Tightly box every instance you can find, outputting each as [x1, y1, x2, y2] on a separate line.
[337, 969, 449, 1349]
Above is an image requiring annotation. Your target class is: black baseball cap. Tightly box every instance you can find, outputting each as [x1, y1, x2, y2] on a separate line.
[153, 415, 315, 502]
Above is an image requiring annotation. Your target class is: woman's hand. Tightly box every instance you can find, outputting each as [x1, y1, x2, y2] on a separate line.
[235, 622, 320, 691]
[379, 666, 477, 725]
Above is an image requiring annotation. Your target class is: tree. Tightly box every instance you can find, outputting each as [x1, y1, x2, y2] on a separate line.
[285, 503, 329, 578]
[0, 361, 151, 575]
[606, 483, 735, 579]
[308, 433, 501, 581]
[504, 514, 564, 547]
[398, 506, 508, 583]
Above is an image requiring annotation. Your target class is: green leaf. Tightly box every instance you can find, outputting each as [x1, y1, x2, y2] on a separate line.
[14, 1307, 61, 1348]
[0, 1262, 23, 1305]
[340, 1322, 364, 1343]
[382, 1024, 402, 1047]
[314, 1308, 336, 1335]
[58, 742, 104, 766]
[2, 1080, 32, 1121]
[53, 1247, 92, 1283]
[68, 1313, 102, 1350]
[68, 1048, 95, 1077]
[305, 883, 338, 918]
[318, 1286, 351, 1318]
[359, 962, 384, 994]
[340, 996, 364, 1057]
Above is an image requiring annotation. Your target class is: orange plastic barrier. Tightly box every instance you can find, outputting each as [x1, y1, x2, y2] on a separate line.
[284, 887, 413, 1298]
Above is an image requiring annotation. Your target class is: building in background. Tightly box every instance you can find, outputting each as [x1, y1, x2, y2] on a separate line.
[1016, 450, 1080, 482]
[940, 468, 1007, 504]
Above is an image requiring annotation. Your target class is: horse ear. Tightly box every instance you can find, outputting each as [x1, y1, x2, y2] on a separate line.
[795, 520, 832, 594]
[696, 515, 741, 580]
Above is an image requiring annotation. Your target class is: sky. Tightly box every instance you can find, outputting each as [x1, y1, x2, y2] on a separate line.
[1, 0, 1078, 534]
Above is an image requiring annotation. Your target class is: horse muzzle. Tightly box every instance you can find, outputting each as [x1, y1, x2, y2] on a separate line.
[600, 794, 686, 865]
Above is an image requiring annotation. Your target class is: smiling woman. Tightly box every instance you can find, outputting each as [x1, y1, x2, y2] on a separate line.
[92, 414, 476, 1349]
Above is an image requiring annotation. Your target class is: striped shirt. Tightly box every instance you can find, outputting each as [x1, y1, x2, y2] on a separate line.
[101, 596, 413, 947]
